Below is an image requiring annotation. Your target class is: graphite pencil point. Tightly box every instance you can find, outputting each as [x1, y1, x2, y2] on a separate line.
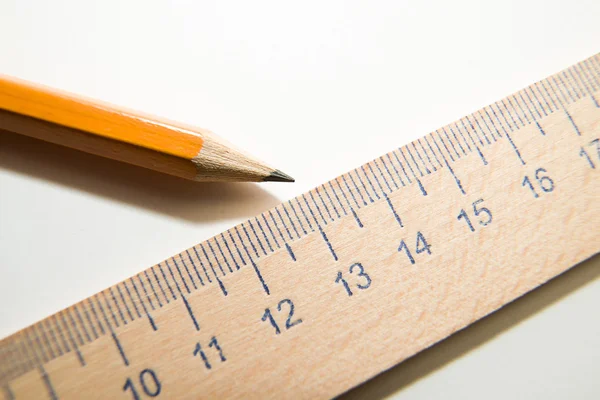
[264, 170, 295, 183]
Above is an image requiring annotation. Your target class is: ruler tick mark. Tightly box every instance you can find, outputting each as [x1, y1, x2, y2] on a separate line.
[86, 297, 105, 335]
[66, 308, 86, 346]
[214, 235, 237, 272]
[143, 270, 162, 307]
[384, 193, 403, 227]
[130, 278, 158, 331]
[3, 384, 14, 400]
[565, 110, 581, 136]
[255, 218, 276, 251]
[505, 132, 525, 165]
[476, 147, 488, 165]
[122, 281, 141, 319]
[164, 259, 186, 296]
[444, 159, 466, 195]
[314, 187, 335, 221]
[191, 247, 212, 284]
[416, 179, 427, 196]
[74, 304, 95, 341]
[182, 295, 200, 331]
[329, 181, 349, 215]
[111, 332, 129, 366]
[536, 122, 546, 136]
[39, 365, 58, 400]
[156, 263, 177, 300]
[200, 244, 228, 296]
[234, 226, 270, 295]
[322, 185, 342, 219]
[117, 284, 135, 321]
[181, 252, 203, 286]
[351, 208, 364, 228]
[352, 169, 374, 203]
[108, 288, 127, 326]
[276, 207, 297, 240]
[285, 243, 296, 261]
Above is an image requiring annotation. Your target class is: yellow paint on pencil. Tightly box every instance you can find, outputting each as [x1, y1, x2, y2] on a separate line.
[0, 75, 204, 159]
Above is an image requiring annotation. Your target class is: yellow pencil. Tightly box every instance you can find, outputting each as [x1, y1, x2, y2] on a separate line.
[0, 75, 294, 182]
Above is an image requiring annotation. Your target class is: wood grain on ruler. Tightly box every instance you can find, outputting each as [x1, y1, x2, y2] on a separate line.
[1, 54, 599, 400]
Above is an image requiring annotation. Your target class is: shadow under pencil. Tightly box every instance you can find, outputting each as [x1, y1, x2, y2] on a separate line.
[0, 130, 282, 223]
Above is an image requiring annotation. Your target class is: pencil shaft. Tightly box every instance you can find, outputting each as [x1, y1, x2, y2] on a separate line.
[0, 75, 293, 182]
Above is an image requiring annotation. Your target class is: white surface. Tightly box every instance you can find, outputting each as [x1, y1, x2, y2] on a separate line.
[0, 1, 599, 398]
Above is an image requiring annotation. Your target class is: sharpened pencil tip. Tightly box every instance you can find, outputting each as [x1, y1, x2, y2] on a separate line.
[264, 169, 295, 183]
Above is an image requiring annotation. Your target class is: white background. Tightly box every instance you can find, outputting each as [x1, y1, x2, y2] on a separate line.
[1, 1, 599, 398]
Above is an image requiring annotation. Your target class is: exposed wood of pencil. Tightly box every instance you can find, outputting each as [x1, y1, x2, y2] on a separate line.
[0, 75, 293, 182]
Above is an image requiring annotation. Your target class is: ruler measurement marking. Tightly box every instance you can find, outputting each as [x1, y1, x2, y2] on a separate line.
[565, 110, 582, 136]
[440, 127, 462, 157]
[121, 282, 141, 319]
[371, 161, 392, 192]
[358, 166, 381, 200]
[247, 221, 268, 256]
[505, 132, 526, 165]
[254, 218, 277, 251]
[521, 87, 544, 118]
[413, 142, 433, 174]
[72, 305, 94, 342]
[287, 200, 309, 235]
[340, 174, 364, 207]
[302, 194, 339, 261]
[129, 278, 157, 331]
[95, 294, 115, 332]
[513, 93, 534, 123]
[234, 226, 270, 295]
[85, 298, 105, 335]
[3, 384, 14, 400]
[318, 185, 341, 220]
[199, 244, 228, 296]
[43, 318, 63, 358]
[181, 295, 200, 331]
[213, 236, 237, 272]
[579, 62, 600, 96]
[39, 365, 58, 400]
[109, 287, 128, 325]
[165, 258, 188, 295]
[495, 100, 515, 134]
[190, 247, 211, 284]
[351, 169, 375, 203]
[143, 270, 162, 307]
[506, 96, 526, 126]
[2, 54, 598, 397]
[416, 139, 436, 172]
[540, 80, 560, 110]
[377, 157, 401, 189]
[175, 253, 198, 290]
[571, 65, 599, 107]
[221, 232, 244, 269]
[110, 332, 129, 367]
[423, 134, 444, 169]
[464, 115, 489, 145]
[154, 264, 176, 301]
[486, 104, 507, 137]
[501, 99, 522, 130]
[308, 191, 329, 225]
[226, 229, 248, 266]
[268, 210, 290, 243]
[531, 82, 551, 115]
[551, 75, 572, 104]
[36, 321, 57, 360]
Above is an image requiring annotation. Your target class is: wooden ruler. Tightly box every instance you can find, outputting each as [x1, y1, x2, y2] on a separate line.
[1, 54, 599, 400]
